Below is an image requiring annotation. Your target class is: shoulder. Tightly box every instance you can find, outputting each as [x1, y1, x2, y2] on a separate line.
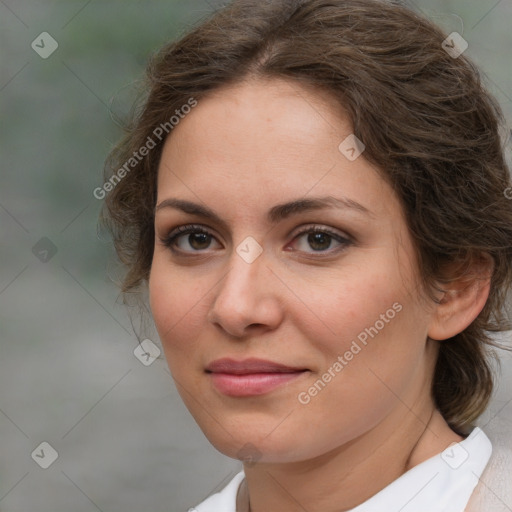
[466, 420, 512, 511]
[187, 471, 245, 512]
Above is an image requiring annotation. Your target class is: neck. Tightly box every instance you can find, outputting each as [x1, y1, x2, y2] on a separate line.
[236, 406, 462, 512]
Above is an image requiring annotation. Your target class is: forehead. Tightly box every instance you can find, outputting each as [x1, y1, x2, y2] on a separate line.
[156, 78, 398, 221]
[163, 79, 344, 159]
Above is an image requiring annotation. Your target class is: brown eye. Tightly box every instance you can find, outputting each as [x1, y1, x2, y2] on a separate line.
[307, 232, 333, 251]
[160, 225, 221, 253]
[187, 232, 212, 250]
[289, 226, 352, 255]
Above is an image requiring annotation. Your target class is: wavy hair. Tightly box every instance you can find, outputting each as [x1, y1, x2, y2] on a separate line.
[100, 0, 512, 434]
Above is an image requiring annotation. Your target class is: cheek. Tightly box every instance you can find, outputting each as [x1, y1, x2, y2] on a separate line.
[148, 258, 209, 362]
[300, 256, 409, 354]
[294, 254, 427, 404]
[291, 308, 427, 456]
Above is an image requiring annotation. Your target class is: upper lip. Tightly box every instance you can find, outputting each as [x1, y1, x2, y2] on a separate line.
[205, 358, 307, 375]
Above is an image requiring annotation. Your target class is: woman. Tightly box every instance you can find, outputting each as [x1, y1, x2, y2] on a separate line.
[100, 0, 512, 510]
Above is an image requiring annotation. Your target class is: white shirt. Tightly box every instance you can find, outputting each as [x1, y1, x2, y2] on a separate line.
[188, 427, 492, 512]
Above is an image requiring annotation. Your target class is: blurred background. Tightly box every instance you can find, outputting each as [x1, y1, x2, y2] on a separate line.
[1, 1, 511, 511]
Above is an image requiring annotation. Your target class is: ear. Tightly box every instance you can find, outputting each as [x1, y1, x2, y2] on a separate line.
[427, 255, 493, 341]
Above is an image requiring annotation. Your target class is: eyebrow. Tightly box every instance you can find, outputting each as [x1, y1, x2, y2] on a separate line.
[155, 195, 373, 228]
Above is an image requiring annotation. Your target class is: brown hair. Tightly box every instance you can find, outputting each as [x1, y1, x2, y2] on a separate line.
[100, 0, 512, 434]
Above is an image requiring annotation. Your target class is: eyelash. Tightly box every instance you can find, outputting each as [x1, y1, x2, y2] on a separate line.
[158, 223, 353, 257]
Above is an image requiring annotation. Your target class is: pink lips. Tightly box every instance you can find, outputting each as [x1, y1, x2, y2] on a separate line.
[205, 358, 308, 397]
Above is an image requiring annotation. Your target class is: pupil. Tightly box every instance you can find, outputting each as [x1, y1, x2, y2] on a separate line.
[190, 233, 210, 250]
[308, 232, 331, 251]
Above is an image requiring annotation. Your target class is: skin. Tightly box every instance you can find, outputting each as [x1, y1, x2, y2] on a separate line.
[149, 78, 491, 511]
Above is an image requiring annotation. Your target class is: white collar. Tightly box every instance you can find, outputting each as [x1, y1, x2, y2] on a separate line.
[349, 427, 492, 512]
[191, 427, 492, 512]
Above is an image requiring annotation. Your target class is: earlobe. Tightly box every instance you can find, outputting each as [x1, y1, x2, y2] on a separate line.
[427, 256, 493, 341]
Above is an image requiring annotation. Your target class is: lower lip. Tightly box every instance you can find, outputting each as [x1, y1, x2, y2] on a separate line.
[209, 371, 307, 397]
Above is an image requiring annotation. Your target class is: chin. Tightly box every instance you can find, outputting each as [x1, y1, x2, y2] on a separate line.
[194, 416, 314, 465]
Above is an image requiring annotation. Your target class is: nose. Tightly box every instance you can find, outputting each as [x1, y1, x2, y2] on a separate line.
[207, 248, 284, 338]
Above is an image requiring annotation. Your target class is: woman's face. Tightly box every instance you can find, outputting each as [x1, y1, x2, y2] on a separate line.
[149, 78, 438, 463]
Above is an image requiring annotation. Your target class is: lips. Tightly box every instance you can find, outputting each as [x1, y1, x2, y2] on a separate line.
[206, 358, 309, 397]
[206, 358, 306, 374]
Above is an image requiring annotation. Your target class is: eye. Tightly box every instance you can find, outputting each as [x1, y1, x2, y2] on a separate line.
[159, 224, 221, 253]
[287, 225, 352, 254]
[159, 223, 352, 257]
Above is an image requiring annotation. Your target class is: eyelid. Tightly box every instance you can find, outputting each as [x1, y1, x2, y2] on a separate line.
[158, 223, 219, 249]
[160, 223, 351, 243]
[166, 223, 214, 239]
[285, 224, 353, 256]
[289, 223, 353, 242]
[159, 222, 354, 257]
